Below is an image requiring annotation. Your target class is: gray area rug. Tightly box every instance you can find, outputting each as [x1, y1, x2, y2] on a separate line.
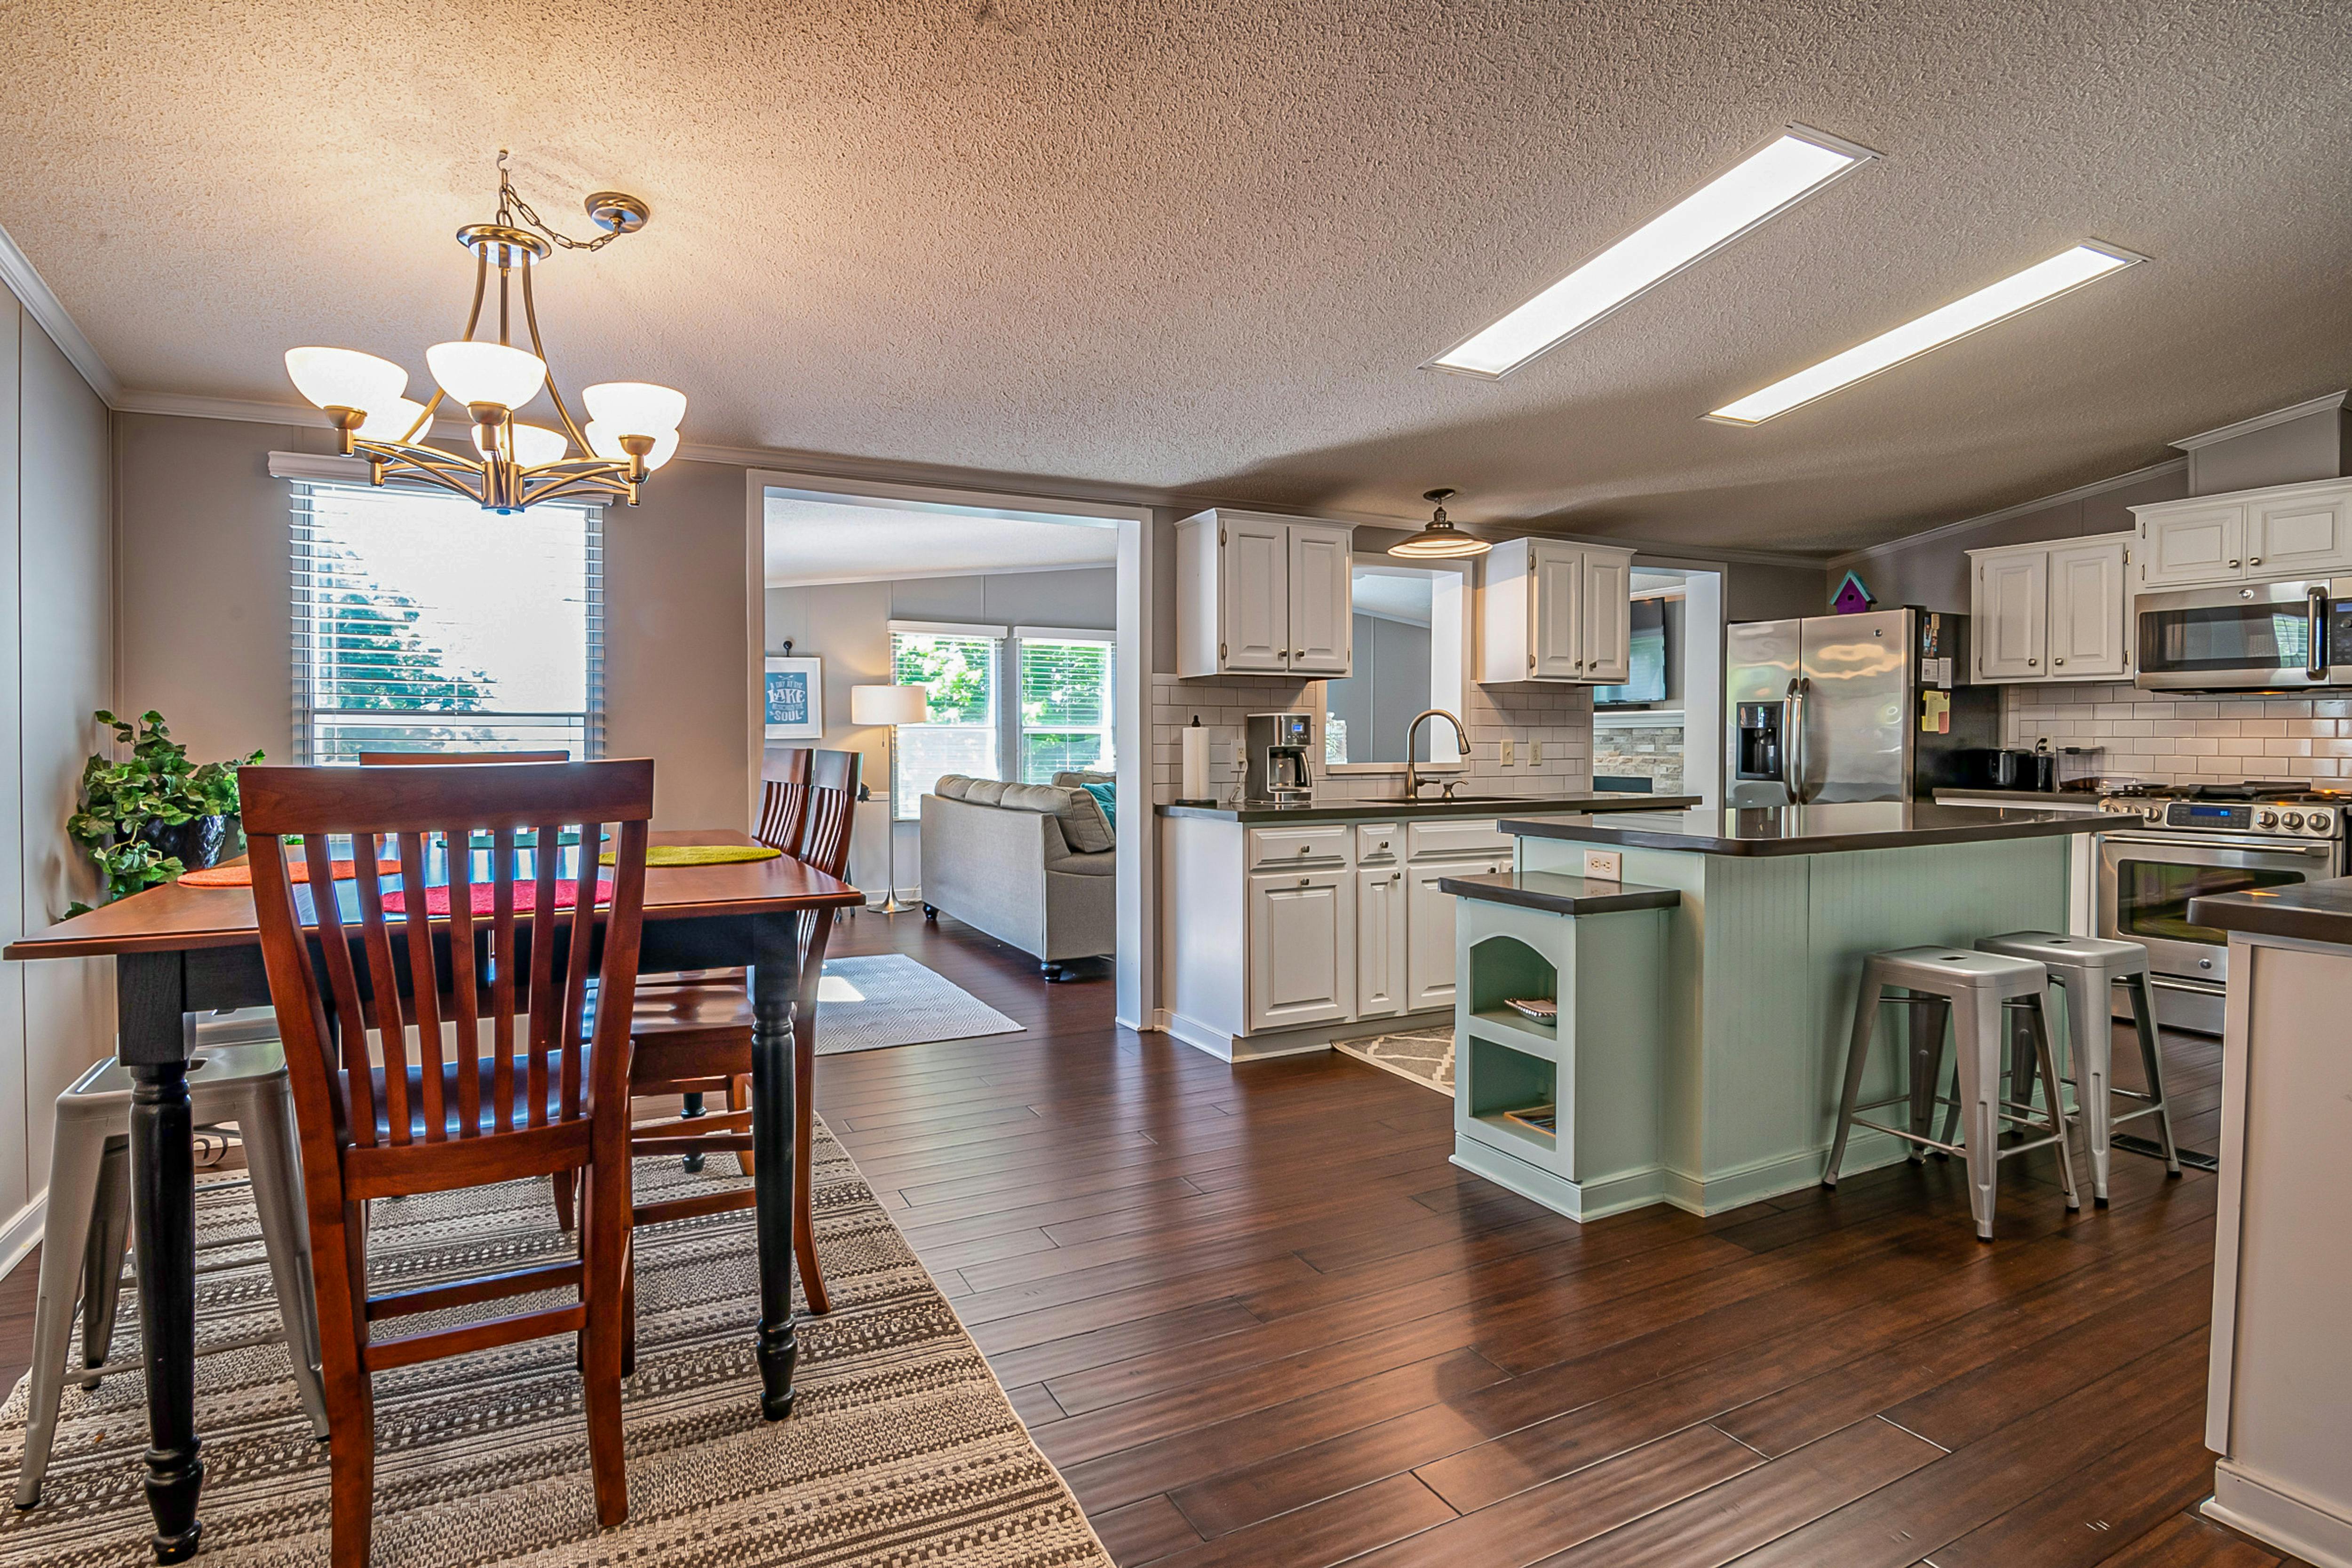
[0, 1122, 1107, 1568]
[1337, 1026, 1455, 1095]
[817, 954, 1025, 1056]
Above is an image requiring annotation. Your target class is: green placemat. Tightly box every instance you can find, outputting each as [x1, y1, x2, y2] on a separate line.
[602, 844, 783, 867]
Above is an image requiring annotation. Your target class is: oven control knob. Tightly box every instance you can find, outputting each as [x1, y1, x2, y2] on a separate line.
[2257, 809, 2280, 828]
[2310, 809, 2334, 833]
[2282, 811, 2305, 830]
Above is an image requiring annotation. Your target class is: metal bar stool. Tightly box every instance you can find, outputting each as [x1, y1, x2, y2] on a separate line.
[1826, 945, 2080, 1240]
[15, 1029, 330, 1509]
[1974, 932, 2181, 1204]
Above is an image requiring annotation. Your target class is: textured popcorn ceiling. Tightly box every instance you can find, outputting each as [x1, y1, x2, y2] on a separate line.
[4, 0, 2350, 553]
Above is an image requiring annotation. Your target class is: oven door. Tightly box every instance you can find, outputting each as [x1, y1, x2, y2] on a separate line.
[2133, 577, 2351, 691]
[2097, 830, 2340, 988]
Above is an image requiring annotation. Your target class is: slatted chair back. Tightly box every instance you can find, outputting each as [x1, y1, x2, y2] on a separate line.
[756, 747, 814, 854]
[356, 749, 572, 765]
[243, 761, 654, 1177]
[796, 748, 862, 877]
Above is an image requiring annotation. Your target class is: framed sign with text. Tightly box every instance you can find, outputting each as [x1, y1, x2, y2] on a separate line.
[763, 656, 824, 740]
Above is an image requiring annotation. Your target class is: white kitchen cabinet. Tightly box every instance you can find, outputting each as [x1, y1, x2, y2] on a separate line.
[2132, 480, 2352, 589]
[2138, 503, 2246, 587]
[1355, 864, 1407, 1018]
[1480, 537, 1637, 684]
[2245, 489, 2352, 577]
[1176, 508, 1355, 677]
[1406, 853, 1511, 1011]
[1967, 532, 2130, 683]
[1246, 869, 1353, 1031]
[2045, 538, 2130, 678]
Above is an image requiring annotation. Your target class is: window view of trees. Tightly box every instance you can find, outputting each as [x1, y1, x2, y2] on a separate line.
[1020, 638, 1113, 782]
[891, 632, 999, 816]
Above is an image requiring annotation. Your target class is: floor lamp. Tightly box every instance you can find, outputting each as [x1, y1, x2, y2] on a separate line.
[852, 683, 928, 914]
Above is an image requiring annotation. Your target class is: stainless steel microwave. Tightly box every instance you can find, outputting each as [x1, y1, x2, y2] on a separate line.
[2135, 576, 2352, 691]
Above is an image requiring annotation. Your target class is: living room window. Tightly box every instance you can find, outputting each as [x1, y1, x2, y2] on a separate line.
[889, 623, 1001, 819]
[290, 480, 603, 762]
[1017, 629, 1115, 783]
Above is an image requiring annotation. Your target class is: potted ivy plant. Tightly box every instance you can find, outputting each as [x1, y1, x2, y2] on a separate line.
[65, 710, 263, 913]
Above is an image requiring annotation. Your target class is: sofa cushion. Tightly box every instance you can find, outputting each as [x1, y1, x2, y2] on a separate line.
[989, 780, 1114, 852]
[1044, 849, 1116, 876]
[1053, 771, 1115, 787]
[933, 774, 975, 801]
[965, 778, 1011, 805]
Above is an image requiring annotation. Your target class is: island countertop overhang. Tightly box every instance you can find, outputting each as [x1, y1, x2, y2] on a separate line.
[1501, 803, 2114, 857]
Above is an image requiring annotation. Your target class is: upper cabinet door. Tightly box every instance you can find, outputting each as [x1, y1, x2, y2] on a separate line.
[1974, 549, 2048, 680]
[2139, 504, 2246, 588]
[2245, 492, 2352, 579]
[1219, 517, 1290, 671]
[1287, 524, 1353, 675]
[2045, 538, 2129, 679]
[1580, 550, 1632, 682]
[1530, 543, 1584, 679]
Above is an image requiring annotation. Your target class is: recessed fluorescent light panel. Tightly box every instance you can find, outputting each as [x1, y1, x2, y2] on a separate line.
[1429, 126, 1878, 379]
[1707, 242, 2144, 424]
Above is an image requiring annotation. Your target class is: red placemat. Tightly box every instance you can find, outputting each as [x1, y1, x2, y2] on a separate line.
[379, 880, 612, 916]
[180, 859, 402, 889]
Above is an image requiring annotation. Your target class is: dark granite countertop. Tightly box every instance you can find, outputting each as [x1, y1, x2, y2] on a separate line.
[1435, 870, 1682, 916]
[2189, 877, 2352, 946]
[1502, 802, 2113, 857]
[1159, 793, 1699, 824]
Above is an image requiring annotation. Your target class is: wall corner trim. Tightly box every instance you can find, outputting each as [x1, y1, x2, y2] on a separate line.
[1823, 455, 2189, 574]
[2171, 390, 2349, 452]
[0, 217, 121, 405]
[0, 1194, 47, 1282]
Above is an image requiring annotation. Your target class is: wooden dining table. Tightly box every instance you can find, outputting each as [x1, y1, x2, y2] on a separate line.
[1, 828, 862, 1563]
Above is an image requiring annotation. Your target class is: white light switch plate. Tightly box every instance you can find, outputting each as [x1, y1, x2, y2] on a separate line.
[1583, 849, 1622, 881]
[1500, 737, 1516, 767]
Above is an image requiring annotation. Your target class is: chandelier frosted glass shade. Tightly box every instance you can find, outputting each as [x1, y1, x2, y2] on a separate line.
[583, 381, 687, 437]
[286, 347, 407, 414]
[585, 421, 679, 470]
[427, 342, 548, 410]
[473, 421, 570, 467]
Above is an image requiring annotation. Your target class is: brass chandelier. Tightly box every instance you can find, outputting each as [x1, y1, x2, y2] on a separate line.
[285, 153, 686, 512]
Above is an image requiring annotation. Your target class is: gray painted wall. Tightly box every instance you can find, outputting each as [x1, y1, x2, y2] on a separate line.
[1326, 611, 1433, 763]
[0, 298, 115, 1245]
[2186, 406, 2350, 496]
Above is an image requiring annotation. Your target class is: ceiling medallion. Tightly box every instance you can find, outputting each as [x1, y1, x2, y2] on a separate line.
[284, 152, 685, 512]
[1389, 488, 1492, 558]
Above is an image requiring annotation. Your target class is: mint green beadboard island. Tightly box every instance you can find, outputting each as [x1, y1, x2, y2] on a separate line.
[1448, 803, 2113, 1221]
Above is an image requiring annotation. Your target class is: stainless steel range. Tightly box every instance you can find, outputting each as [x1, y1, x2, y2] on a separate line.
[2095, 781, 2349, 1035]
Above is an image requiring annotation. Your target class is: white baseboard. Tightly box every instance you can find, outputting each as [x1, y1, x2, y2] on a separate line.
[2206, 1465, 2352, 1568]
[0, 1193, 47, 1281]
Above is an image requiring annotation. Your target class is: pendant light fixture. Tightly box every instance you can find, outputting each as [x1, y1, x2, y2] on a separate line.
[1389, 488, 1492, 558]
[284, 152, 686, 512]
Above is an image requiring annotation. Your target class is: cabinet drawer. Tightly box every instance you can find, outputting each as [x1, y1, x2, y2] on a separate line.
[1248, 825, 1353, 869]
[1356, 823, 1402, 863]
[1406, 819, 1511, 860]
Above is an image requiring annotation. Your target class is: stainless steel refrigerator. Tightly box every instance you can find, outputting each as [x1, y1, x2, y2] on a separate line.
[1724, 607, 1998, 806]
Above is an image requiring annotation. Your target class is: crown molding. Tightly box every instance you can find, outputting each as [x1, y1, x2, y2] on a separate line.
[2170, 390, 2348, 451]
[1823, 455, 2188, 573]
[116, 389, 329, 426]
[0, 217, 121, 404]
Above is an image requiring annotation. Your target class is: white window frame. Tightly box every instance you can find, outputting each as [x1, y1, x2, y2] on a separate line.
[279, 462, 605, 764]
[1012, 624, 1116, 783]
[887, 620, 1004, 819]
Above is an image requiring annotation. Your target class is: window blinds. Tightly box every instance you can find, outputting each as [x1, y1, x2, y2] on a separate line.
[289, 480, 604, 763]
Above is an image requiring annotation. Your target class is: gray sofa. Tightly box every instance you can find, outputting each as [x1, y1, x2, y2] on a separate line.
[919, 774, 1115, 978]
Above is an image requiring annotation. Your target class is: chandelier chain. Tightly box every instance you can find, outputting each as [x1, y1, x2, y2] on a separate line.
[494, 150, 622, 253]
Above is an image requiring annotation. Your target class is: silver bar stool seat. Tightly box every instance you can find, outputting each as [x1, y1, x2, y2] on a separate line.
[1974, 931, 2181, 1204]
[15, 1030, 330, 1509]
[1826, 945, 2080, 1240]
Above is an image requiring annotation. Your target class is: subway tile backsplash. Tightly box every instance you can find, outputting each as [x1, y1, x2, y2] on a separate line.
[2003, 681, 2352, 785]
[1151, 672, 1593, 805]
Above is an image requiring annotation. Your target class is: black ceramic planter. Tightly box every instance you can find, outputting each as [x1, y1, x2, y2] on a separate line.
[138, 813, 236, 873]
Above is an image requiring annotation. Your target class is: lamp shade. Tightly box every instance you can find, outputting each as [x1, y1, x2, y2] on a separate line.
[355, 396, 432, 442]
[1388, 487, 1492, 558]
[851, 685, 929, 725]
[585, 420, 680, 470]
[427, 341, 547, 410]
[583, 381, 687, 436]
[286, 347, 407, 413]
[473, 420, 570, 467]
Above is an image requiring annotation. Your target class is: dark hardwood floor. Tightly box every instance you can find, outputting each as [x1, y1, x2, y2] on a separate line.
[0, 906, 2293, 1567]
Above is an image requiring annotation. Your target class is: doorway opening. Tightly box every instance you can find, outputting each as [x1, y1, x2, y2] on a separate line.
[1593, 566, 1724, 807]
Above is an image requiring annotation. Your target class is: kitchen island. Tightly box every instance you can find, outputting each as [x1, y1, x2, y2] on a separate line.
[1451, 803, 2110, 1219]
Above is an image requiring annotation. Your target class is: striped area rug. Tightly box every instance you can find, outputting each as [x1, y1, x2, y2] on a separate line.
[0, 1123, 1108, 1568]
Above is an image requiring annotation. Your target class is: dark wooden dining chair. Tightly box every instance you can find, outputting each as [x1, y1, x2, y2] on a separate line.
[355, 749, 574, 764]
[756, 746, 815, 853]
[626, 747, 860, 1314]
[243, 759, 654, 1567]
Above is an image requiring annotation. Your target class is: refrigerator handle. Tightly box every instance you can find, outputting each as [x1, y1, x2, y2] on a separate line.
[1782, 677, 1807, 803]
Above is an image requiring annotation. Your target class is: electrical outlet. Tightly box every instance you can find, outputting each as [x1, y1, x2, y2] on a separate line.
[1583, 849, 1622, 881]
[1500, 737, 1516, 767]
[1529, 740, 1543, 766]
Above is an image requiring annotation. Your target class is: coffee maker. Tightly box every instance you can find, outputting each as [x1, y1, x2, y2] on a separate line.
[1245, 712, 1315, 804]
